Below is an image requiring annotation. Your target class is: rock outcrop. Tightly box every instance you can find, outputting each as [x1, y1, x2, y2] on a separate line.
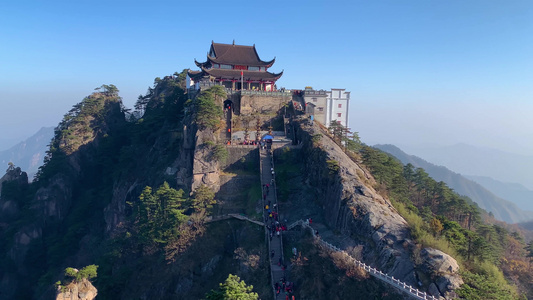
[191, 129, 221, 193]
[0, 166, 28, 222]
[292, 117, 462, 298]
[56, 279, 97, 300]
[421, 248, 463, 299]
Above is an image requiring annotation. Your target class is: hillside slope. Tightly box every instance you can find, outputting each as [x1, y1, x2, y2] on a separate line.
[375, 144, 533, 224]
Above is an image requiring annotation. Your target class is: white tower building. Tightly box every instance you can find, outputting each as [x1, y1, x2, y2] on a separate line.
[326, 88, 350, 128]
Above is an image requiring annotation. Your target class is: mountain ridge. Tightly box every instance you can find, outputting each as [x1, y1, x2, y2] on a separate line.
[465, 175, 533, 212]
[0, 126, 54, 179]
[375, 144, 533, 223]
[400, 143, 533, 190]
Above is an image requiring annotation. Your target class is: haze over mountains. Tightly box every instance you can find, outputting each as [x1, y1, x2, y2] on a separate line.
[400, 143, 533, 190]
[375, 144, 533, 224]
[465, 175, 533, 212]
[0, 127, 54, 179]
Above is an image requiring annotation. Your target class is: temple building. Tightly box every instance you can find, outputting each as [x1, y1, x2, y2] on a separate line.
[185, 41, 349, 132]
[187, 41, 283, 91]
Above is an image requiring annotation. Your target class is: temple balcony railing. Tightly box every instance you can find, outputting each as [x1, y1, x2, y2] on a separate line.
[303, 90, 327, 96]
[197, 81, 234, 94]
[193, 81, 292, 98]
[240, 90, 292, 97]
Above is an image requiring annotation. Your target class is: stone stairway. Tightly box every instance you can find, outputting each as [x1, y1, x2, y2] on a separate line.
[259, 147, 287, 299]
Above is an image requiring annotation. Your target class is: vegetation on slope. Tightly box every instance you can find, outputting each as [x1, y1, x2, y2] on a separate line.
[205, 274, 259, 300]
[374, 144, 533, 223]
[285, 233, 402, 300]
[314, 121, 532, 299]
[189, 85, 225, 131]
[359, 145, 531, 299]
[0, 72, 243, 298]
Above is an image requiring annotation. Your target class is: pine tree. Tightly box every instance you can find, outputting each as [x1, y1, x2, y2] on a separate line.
[205, 274, 258, 300]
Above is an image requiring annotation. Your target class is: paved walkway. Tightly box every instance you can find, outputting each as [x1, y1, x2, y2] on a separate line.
[260, 147, 287, 299]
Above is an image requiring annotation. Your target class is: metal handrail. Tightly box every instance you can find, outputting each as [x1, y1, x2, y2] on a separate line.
[289, 220, 439, 300]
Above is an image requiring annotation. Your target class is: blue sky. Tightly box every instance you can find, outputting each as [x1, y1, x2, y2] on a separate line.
[1, 0, 532, 155]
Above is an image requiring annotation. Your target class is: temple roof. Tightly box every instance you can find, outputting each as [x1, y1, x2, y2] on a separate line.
[196, 41, 276, 68]
[188, 67, 283, 82]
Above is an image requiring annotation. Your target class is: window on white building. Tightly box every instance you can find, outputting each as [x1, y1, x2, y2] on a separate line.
[312, 98, 317, 102]
[338, 104, 342, 108]
[337, 113, 342, 117]
[318, 107, 324, 112]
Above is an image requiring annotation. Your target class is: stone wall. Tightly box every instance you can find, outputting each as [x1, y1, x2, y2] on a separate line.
[239, 94, 289, 116]
[220, 146, 259, 170]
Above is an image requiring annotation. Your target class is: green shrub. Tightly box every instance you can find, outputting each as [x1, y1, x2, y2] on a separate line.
[212, 145, 228, 162]
[326, 160, 340, 175]
[79, 264, 98, 280]
[311, 134, 322, 144]
[193, 87, 224, 130]
[457, 268, 517, 300]
[64, 264, 98, 282]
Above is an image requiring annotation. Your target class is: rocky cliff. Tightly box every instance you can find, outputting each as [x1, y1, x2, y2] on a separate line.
[0, 165, 28, 223]
[0, 88, 128, 299]
[56, 278, 97, 300]
[291, 118, 462, 299]
[0, 77, 475, 299]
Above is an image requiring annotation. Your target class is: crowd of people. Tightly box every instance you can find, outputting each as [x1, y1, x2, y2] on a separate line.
[225, 139, 271, 147]
[275, 278, 295, 299]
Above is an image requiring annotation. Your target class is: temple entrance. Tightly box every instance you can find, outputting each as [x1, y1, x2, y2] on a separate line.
[224, 100, 233, 141]
[224, 100, 233, 112]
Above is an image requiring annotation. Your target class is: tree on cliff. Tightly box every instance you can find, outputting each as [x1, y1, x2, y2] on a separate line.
[64, 265, 98, 283]
[328, 120, 360, 152]
[192, 184, 216, 213]
[130, 182, 188, 247]
[205, 274, 258, 300]
[192, 87, 225, 130]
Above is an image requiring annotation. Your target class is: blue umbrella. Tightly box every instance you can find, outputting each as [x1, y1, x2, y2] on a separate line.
[263, 135, 274, 140]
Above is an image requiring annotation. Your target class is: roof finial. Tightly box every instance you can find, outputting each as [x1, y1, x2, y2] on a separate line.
[233, 39, 235, 45]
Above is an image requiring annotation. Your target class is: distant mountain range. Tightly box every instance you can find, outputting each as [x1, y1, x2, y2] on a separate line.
[399, 143, 533, 190]
[375, 144, 533, 224]
[0, 127, 54, 180]
[465, 175, 533, 212]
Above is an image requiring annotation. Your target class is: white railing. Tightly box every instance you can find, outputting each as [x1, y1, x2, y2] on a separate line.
[289, 220, 439, 300]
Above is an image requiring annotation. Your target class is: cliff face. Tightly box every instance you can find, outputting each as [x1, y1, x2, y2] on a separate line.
[0, 90, 128, 299]
[292, 118, 462, 299]
[0, 77, 470, 299]
[191, 128, 221, 193]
